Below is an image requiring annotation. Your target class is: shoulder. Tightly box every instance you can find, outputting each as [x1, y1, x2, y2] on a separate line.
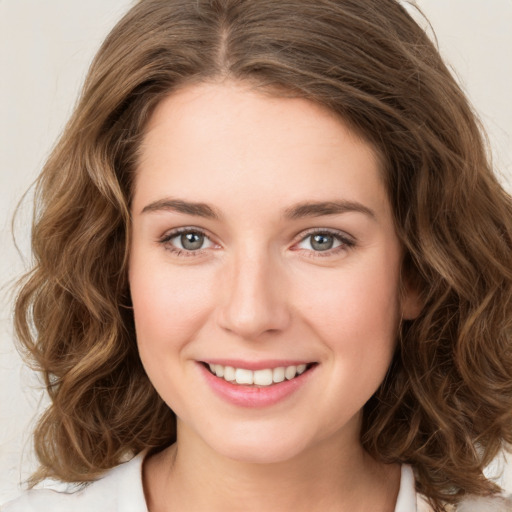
[411, 465, 512, 512]
[455, 494, 512, 512]
[417, 489, 512, 512]
[1, 452, 148, 512]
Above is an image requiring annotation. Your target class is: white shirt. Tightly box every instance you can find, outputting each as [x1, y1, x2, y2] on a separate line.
[0, 454, 451, 512]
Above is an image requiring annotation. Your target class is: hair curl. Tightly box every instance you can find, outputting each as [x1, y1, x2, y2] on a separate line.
[14, 1, 512, 510]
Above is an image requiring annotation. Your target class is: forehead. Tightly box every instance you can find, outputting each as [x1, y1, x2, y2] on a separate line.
[134, 81, 389, 219]
[140, 81, 377, 163]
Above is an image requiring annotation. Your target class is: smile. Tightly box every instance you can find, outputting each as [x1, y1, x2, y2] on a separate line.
[206, 363, 310, 386]
[198, 361, 317, 407]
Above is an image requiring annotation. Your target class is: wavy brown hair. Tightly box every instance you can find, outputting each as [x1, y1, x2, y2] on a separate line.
[14, 0, 512, 510]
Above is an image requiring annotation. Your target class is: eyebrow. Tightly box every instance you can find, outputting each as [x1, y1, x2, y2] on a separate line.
[283, 200, 376, 220]
[140, 198, 375, 220]
[141, 198, 221, 219]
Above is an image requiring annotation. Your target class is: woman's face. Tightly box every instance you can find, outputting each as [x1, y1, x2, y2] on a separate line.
[129, 81, 419, 463]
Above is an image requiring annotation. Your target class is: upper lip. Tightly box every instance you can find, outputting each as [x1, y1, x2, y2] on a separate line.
[200, 359, 315, 371]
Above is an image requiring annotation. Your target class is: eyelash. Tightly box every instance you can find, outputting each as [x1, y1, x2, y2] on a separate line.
[158, 227, 356, 258]
[159, 227, 214, 258]
[294, 228, 356, 258]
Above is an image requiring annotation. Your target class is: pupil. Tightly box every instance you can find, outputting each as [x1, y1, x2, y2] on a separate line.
[181, 232, 203, 250]
[311, 234, 333, 251]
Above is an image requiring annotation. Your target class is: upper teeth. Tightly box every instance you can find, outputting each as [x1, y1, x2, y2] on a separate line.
[208, 364, 308, 386]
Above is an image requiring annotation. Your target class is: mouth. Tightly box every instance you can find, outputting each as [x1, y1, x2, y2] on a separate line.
[201, 362, 317, 387]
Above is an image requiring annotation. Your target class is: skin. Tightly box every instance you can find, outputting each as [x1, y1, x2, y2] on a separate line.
[129, 80, 420, 512]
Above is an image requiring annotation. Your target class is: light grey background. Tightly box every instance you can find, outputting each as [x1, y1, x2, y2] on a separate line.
[1, 0, 511, 504]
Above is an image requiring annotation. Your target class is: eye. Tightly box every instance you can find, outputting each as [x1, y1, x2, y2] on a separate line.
[295, 230, 355, 255]
[301, 233, 338, 251]
[160, 228, 215, 254]
[176, 232, 208, 251]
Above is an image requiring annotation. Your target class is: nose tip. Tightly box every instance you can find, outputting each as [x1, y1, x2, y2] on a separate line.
[216, 257, 290, 340]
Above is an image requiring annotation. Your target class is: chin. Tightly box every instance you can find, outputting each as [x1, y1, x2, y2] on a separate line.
[200, 425, 314, 465]
[221, 442, 307, 465]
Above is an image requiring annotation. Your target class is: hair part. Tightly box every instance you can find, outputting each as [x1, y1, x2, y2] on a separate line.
[14, 1, 512, 510]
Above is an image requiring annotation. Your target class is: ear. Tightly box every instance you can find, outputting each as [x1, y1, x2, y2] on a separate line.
[401, 280, 423, 320]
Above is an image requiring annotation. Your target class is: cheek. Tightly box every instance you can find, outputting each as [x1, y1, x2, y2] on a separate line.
[294, 259, 401, 430]
[129, 257, 216, 354]
[129, 258, 220, 414]
[294, 252, 401, 376]
[301, 259, 400, 330]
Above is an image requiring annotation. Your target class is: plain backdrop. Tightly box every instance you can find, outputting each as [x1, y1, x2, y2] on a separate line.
[1, 0, 511, 504]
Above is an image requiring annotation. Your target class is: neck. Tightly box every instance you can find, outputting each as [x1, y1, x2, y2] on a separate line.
[143, 423, 400, 512]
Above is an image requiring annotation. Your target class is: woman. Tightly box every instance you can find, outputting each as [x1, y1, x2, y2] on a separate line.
[5, 0, 512, 511]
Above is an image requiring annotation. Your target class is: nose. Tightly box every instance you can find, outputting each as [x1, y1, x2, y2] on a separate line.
[216, 248, 291, 340]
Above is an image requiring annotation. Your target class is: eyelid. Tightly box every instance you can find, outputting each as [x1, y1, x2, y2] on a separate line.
[159, 226, 210, 242]
[159, 226, 218, 256]
[158, 226, 356, 258]
[293, 227, 355, 243]
[291, 227, 356, 256]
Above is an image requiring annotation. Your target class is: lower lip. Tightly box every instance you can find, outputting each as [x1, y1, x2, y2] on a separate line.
[198, 363, 316, 408]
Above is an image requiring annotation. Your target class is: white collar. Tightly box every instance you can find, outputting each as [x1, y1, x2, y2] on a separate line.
[395, 465, 421, 511]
